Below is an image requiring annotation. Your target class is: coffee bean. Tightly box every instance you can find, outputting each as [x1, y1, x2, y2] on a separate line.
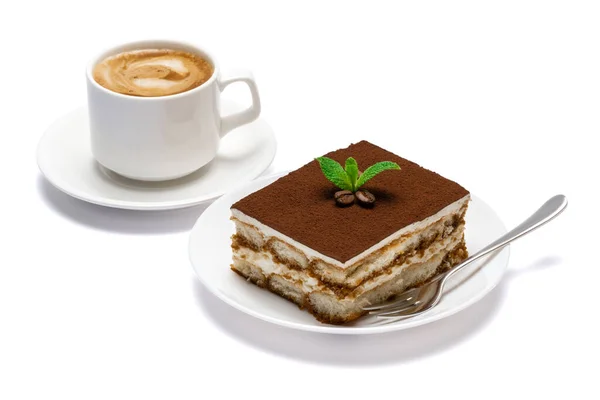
[335, 190, 355, 207]
[334, 190, 353, 200]
[355, 189, 375, 206]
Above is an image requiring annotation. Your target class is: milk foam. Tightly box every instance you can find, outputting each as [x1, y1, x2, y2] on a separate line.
[141, 59, 187, 74]
[133, 78, 178, 89]
[92, 49, 213, 97]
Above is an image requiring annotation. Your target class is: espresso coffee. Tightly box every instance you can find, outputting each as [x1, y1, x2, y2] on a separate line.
[93, 49, 214, 97]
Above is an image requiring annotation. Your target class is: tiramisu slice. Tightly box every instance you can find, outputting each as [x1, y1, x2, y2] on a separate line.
[230, 141, 469, 324]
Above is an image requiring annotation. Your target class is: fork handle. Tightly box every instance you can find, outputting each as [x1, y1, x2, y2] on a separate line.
[446, 194, 568, 280]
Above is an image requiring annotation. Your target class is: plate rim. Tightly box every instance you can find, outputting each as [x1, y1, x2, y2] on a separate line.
[36, 107, 277, 211]
[189, 174, 510, 335]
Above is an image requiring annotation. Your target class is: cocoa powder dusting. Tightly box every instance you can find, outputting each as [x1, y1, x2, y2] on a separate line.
[232, 141, 469, 263]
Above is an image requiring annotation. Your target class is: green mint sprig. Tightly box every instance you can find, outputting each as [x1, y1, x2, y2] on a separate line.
[315, 156, 400, 192]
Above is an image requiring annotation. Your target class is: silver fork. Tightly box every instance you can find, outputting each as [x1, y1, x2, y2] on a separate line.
[362, 194, 568, 325]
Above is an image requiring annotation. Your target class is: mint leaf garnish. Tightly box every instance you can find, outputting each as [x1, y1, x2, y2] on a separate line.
[315, 157, 353, 191]
[316, 155, 401, 196]
[355, 161, 400, 189]
[345, 157, 359, 191]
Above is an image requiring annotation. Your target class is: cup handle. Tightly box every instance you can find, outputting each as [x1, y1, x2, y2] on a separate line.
[218, 69, 261, 137]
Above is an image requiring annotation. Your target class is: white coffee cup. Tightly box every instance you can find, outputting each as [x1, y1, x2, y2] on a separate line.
[86, 40, 261, 181]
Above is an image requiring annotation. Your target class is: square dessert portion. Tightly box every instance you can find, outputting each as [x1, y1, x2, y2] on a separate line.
[230, 140, 469, 324]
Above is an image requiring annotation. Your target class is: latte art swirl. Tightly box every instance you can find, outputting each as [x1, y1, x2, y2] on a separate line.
[93, 49, 214, 97]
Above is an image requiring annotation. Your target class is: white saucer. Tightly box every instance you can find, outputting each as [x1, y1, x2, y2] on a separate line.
[189, 174, 510, 335]
[37, 100, 277, 210]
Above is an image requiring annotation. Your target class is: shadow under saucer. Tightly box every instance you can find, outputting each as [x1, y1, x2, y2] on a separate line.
[37, 175, 208, 234]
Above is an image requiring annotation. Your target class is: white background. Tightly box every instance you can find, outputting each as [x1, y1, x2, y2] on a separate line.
[1, 1, 598, 399]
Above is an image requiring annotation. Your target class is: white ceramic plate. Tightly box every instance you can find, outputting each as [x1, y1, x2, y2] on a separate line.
[36, 100, 277, 210]
[189, 174, 509, 334]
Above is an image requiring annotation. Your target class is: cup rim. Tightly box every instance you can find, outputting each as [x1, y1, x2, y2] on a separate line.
[85, 39, 220, 100]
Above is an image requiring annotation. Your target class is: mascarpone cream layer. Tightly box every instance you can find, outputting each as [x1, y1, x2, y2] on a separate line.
[233, 227, 464, 295]
[232, 194, 469, 269]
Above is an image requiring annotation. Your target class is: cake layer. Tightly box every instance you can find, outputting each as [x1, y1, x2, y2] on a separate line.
[233, 224, 465, 298]
[231, 196, 468, 289]
[232, 240, 468, 324]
